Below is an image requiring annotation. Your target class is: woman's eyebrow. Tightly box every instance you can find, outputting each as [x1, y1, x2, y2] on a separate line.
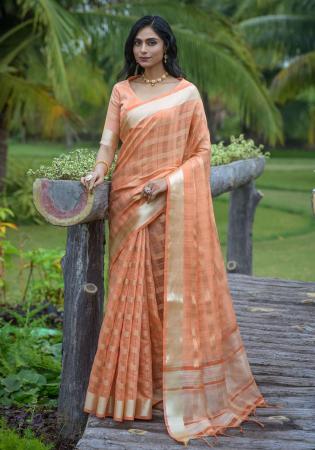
[134, 37, 158, 41]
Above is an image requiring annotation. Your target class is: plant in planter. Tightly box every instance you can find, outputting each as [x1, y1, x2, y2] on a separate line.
[27, 148, 118, 226]
[211, 134, 270, 166]
[27, 148, 117, 181]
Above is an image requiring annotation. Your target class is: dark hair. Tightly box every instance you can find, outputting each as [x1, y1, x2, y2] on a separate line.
[116, 15, 186, 81]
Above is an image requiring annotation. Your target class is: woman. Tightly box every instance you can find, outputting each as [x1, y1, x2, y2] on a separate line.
[81, 14, 271, 446]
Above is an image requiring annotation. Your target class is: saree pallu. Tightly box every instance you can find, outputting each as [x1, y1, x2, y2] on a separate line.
[83, 76, 270, 445]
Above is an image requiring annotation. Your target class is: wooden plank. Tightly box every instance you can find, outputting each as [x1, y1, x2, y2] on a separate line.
[76, 274, 315, 449]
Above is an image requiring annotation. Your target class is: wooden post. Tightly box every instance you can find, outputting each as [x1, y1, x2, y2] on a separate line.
[58, 220, 105, 440]
[32, 179, 110, 439]
[226, 180, 263, 275]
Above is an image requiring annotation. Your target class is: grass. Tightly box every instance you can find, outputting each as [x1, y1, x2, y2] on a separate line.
[213, 153, 315, 281]
[4, 140, 315, 303]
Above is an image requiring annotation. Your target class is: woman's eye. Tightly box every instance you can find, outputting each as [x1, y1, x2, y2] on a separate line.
[134, 41, 156, 46]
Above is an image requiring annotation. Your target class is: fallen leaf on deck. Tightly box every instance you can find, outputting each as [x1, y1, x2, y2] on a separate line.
[267, 415, 290, 424]
[247, 307, 275, 312]
[292, 325, 305, 330]
[128, 428, 147, 435]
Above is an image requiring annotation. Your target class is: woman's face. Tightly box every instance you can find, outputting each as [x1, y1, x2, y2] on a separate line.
[133, 26, 165, 68]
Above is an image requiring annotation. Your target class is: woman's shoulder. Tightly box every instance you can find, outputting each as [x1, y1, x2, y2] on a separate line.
[184, 79, 199, 92]
[113, 79, 127, 88]
[181, 80, 202, 102]
[110, 80, 125, 93]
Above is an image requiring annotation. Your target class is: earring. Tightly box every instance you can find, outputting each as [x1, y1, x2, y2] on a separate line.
[164, 52, 168, 64]
[134, 63, 139, 75]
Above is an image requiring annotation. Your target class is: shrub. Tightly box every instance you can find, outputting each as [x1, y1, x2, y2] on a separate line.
[0, 321, 61, 408]
[1, 164, 44, 224]
[21, 248, 64, 306]
[0, 417, 53, 450]
[0, 208, 19, 301]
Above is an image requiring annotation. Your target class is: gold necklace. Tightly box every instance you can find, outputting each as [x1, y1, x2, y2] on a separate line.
[141, 71, 169, 87]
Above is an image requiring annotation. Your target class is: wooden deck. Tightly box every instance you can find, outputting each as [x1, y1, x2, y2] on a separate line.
[76, 273, 315, 449]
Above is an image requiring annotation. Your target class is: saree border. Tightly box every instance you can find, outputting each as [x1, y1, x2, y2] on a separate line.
[163, 167, 189, 443]
[109, 191, 166, 269]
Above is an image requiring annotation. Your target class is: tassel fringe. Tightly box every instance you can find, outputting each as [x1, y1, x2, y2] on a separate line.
[182, 398, 284, 447]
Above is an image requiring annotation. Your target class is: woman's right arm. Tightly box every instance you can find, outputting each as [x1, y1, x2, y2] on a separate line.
[81, 84, 121, 190]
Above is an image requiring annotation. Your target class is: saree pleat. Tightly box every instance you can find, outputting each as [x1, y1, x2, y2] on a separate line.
[83, 75, 271, 445]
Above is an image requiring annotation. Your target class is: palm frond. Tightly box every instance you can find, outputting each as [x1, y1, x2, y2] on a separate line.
[78, 0, 283, 144]
[16, 0, 88, 106]
[270, 51, 315, 103]
[238, 14, 315, 59]
[233, 0, 315, 20]
[0, 71, 82, 138]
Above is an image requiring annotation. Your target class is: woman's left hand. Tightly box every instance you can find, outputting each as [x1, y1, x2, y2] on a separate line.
[141, 178, 168, 203]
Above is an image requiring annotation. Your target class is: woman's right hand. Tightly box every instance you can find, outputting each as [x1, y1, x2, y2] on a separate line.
[80, 165, 107, 191]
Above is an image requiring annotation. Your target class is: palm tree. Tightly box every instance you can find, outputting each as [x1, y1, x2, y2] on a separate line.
[227, 0, 315, 144]
[0, 0, 285, 194]
[0, 0, 76, 191]
[0, 0, 109, 192]
[78, 0, 283, 145]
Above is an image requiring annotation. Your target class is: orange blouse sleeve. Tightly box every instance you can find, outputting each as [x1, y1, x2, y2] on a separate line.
[99, 84, 120, 152]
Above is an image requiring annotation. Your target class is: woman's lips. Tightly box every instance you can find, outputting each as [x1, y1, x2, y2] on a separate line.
[139, 57, 150, 61]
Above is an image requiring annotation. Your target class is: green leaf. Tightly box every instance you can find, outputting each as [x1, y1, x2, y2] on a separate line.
[2, 374, 22, 393]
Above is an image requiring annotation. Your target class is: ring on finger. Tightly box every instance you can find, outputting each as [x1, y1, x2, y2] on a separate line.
[85, 173, 94, 181]
[144, 185, 153, 196]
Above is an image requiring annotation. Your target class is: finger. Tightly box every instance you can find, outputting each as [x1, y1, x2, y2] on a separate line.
[88, 176, 97, 190]
[82, 179, 88, 189]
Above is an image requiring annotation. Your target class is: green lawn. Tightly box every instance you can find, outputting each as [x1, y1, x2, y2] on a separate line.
[214, 153, 315, 281]
[4, 141, 315, 304]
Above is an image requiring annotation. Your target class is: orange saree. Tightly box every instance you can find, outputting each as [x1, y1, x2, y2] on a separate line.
[83, 75, 270, 445]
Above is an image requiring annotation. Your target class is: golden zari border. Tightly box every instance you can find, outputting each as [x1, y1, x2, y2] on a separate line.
[99, 128, 119, 149]
[109, 192, 166, 267]
[85, 391, 153, 420]
[121, 84, 199, 135]
[163, 167, 188, 441]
